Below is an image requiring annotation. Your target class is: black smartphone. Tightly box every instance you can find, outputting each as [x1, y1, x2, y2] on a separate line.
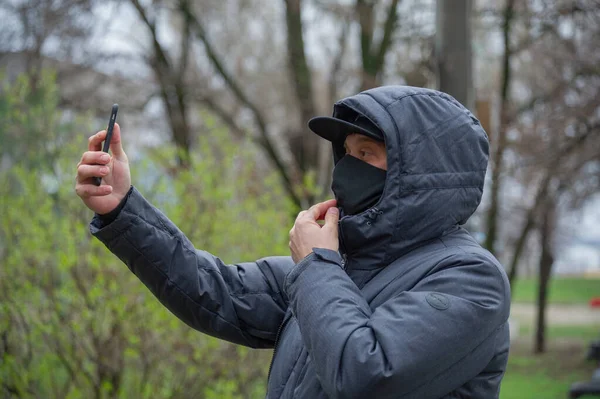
[93, 104, 119, 186]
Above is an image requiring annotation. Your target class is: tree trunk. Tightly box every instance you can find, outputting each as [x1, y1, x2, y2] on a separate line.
[284, 0, 318, 180]
[507, 209, 534, 287]
[154, 63, 191, 169]
[484, 0, 515, 255]
[435, 0, 474, 110]
[507, 171, 552, 291]
[357, 0, 399, 91]
[534, 197, 555, 354]
[360, 71, 378, 92]
[173, 83, 192, 168]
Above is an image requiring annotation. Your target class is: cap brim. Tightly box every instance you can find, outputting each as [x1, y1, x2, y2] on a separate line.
[308, 116, 381, 143]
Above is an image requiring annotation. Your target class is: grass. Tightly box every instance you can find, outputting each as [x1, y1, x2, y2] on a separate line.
[519, 325, 600, 341]
[498, 278, 600, 397]
[501, 339, 597, 399]
[511, 277, 600, 304]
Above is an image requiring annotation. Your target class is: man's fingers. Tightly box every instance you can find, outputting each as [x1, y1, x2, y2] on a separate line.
[295, 210, 308, 223]
[322, 206, 339, 240]
[86, 124, 126, 160]
[77, 164, 110, 181]
[304, 199, 338, 221]
[109, 123, 126, 159]
[80, 151, 111, 166]
[88, 130, 107, 151]
[75, 183, 113, 198]
[324, 206, 339, 227]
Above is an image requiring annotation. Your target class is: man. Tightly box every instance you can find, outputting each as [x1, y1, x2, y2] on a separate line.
[76, 86, 510, 399]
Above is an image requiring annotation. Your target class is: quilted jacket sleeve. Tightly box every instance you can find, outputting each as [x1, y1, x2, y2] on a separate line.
[90, 186, 293, 348]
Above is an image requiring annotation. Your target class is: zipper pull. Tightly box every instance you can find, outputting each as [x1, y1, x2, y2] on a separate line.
[366, 208, 382, 225]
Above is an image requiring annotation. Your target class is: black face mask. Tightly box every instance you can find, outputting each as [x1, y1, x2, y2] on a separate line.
[331, 155, 386, 216]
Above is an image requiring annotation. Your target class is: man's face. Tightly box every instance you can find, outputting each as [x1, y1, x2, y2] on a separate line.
[343, 133, 387, 170]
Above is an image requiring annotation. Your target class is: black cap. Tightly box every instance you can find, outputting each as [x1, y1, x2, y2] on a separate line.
[308, 114, 383, 143]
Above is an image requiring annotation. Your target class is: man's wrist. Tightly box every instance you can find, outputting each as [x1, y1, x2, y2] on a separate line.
[311, 248, 343, 264]
[97, 186, 134, 224]
[285, 248, 344, 292]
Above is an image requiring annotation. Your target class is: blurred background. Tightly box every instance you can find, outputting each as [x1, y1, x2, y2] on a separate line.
[0, 0, 599, 398]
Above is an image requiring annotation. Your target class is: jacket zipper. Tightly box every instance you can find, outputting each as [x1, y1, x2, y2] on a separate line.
[338, 219, 347, 268]
[365, 207, 382, 224]
[267, 313, 292, 384]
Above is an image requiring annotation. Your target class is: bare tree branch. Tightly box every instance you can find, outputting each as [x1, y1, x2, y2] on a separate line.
[328, 19, 350, 106]
[507, 172, 551, 287]
[179, 0, 304, 207]
[507, 117, 599, 287]
[177, 8, 192, 87]
[130, 0, 192, 168]
[199, 97, 247, 141]
[483, 0, 515, 255]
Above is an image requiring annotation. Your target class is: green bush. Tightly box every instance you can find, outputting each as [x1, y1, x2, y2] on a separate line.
[0, 71, 294, 398]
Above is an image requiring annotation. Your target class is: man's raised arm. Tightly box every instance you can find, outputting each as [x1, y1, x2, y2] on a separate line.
[76, 125, 293, 348]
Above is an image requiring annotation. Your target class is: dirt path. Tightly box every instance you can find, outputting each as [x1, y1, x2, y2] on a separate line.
[511, 303, 600, 326]
[509, 303, 600, 340]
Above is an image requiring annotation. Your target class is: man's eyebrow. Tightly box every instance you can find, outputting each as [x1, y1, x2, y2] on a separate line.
[352, 135, 379, 144]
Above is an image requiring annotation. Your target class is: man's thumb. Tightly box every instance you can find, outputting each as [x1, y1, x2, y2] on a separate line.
[110, 123, 126, 159]
[324, 206, 339, 231]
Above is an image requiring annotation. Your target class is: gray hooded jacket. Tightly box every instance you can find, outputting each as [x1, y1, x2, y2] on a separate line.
[90, 86, 510, 398]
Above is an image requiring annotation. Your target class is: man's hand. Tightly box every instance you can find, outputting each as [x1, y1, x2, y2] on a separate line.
[75, 123, 132, 215]
[289, 199, 339, 263]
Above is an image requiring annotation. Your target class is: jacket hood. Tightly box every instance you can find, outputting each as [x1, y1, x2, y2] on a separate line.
[330, 86, 489, 269]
